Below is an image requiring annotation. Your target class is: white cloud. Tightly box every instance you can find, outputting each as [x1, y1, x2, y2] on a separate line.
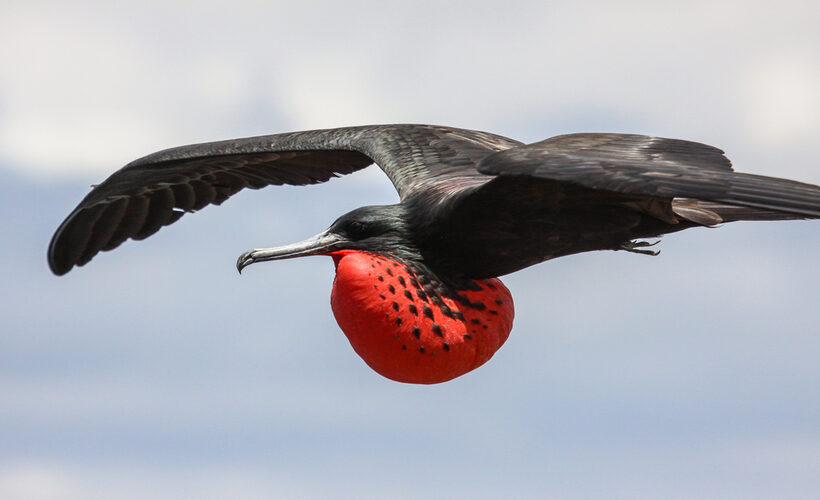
[275, 58, 387, 129]
[0, 463, 79, 500]
[2, 432, 819, 500]
[1, 1, 818, 181]
[741, 50, 820, 147]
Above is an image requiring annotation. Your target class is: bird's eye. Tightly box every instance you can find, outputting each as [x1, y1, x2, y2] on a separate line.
[346, 221, 369, 238]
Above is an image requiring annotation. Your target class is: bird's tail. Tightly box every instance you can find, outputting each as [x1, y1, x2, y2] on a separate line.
[672, 199, 810, 224]
[671, 171, 820, 225]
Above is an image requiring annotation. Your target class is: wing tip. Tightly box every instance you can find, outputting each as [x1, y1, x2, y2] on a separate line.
[47, 243, 74, 276]
[49, 262, 73, 276]
[47, 212, 84, 276]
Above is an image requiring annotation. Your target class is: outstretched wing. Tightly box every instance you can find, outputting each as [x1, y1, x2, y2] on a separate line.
[48, 124, 521, 275]
[477, 133, 820, 218]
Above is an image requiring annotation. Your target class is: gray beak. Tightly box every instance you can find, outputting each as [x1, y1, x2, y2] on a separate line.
[236, 229, 346, 273]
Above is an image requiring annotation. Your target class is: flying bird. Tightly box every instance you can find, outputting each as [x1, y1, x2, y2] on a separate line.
[48, 124, 820, 383]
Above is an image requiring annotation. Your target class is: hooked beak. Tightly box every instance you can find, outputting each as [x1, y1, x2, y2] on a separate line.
[236, 229, 347, 273]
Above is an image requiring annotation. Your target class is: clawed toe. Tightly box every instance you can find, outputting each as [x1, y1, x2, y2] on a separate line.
[620, 239, 660, 256]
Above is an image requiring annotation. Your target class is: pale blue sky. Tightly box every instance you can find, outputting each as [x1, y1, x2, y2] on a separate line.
[1, 1, 818, 498]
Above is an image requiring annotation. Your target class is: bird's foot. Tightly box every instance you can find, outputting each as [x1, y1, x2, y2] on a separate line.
[620, 239, 660, 256]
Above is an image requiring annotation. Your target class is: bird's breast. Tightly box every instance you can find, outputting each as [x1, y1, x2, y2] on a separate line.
[329, 251, 514, 384]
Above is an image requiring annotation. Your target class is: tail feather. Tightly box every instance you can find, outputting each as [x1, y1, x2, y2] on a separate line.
[671, 172, 820, 224]
[720, 172, 820, 218]
[673, 199, 812, 224]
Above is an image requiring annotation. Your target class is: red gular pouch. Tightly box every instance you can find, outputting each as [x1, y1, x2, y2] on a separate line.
[330, 251, 514, 384]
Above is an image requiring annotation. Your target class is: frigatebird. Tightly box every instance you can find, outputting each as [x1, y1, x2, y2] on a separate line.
[48, 124, 820, 383]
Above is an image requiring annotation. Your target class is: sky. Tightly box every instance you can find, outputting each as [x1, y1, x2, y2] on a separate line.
[1, 1, 819, 499]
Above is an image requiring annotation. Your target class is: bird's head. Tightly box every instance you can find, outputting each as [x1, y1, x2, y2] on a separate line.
[236, 204, 415, 272]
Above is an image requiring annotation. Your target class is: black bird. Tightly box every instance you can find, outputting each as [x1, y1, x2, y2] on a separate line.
[48, 124, 820, 383]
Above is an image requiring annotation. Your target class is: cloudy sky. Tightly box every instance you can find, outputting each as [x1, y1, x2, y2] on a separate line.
[1, 1, 818, 498]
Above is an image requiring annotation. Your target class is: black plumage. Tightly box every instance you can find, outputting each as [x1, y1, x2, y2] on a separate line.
[49, 124, 820, 283]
